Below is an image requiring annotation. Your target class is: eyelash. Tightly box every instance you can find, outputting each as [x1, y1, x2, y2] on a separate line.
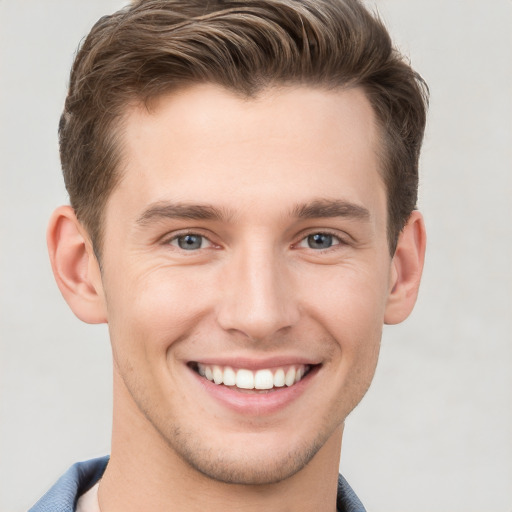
[164, 230, 217, 251]
[293, 230, 347, 251]
[163, 229, 348, 253]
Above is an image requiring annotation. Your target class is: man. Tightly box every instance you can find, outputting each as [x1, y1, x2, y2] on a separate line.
[31, 0, 427, 510]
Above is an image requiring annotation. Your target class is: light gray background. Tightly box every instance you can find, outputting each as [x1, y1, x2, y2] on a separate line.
[1, 1, 511, 511]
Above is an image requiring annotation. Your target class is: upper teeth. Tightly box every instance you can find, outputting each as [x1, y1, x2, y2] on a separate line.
[197, 364, 308, 390]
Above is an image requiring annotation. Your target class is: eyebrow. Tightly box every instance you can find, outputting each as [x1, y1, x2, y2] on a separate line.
[291, 199, 370, 221]
[136, 202, 233, 225]
[136, 198, 370, 226]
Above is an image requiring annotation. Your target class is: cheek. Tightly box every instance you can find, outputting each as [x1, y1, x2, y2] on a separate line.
[104, 263, 215, 359]
[303, 262, 388, 399]
[317, 274, 386, 413]
[303, 261, 390, 341]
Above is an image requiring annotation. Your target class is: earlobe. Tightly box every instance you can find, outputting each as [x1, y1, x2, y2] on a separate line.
[384, 210, 426, 325]
[47, 205, 107, 324]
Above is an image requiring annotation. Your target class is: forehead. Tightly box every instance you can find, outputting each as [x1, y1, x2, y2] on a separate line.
[110, 84, 385, 225]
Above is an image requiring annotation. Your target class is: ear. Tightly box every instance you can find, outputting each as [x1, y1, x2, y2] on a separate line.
[47, 205, 107, 324]
[384, 210, 426, 325]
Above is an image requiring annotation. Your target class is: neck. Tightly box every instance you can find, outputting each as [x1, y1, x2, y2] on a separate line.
[99, 375, 343, 512]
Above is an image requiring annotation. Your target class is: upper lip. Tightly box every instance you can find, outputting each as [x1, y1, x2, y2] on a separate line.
[188, 355, 321, 371]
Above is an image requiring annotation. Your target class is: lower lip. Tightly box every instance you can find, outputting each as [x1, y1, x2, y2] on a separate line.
[189, 366, 319, 415]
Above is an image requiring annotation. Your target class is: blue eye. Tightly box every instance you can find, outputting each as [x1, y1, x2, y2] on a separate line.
[298, 232, 342, 250]
[172, 234, 206, 250]
[307, 233, 334, 249]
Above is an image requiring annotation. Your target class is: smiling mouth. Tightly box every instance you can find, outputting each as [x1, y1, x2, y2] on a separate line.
[189, 363, 314, 393]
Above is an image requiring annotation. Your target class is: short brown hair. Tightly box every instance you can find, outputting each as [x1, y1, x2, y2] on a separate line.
[59, 0, 428, 255]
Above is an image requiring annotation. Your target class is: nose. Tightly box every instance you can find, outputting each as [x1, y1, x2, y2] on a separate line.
[216, 245, 300, 341]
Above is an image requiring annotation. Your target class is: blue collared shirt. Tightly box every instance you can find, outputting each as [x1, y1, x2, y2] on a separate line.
[29, 456, 366, 512]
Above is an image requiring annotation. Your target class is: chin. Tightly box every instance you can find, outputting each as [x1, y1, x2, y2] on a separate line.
[149, 410, 339, 485]
[169, 431, 326, 485]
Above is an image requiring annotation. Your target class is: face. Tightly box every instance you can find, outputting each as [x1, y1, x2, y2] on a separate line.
[99, 84, 394, 484]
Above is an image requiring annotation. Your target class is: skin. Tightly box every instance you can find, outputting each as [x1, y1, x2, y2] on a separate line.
[48, 84, 426, 512]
